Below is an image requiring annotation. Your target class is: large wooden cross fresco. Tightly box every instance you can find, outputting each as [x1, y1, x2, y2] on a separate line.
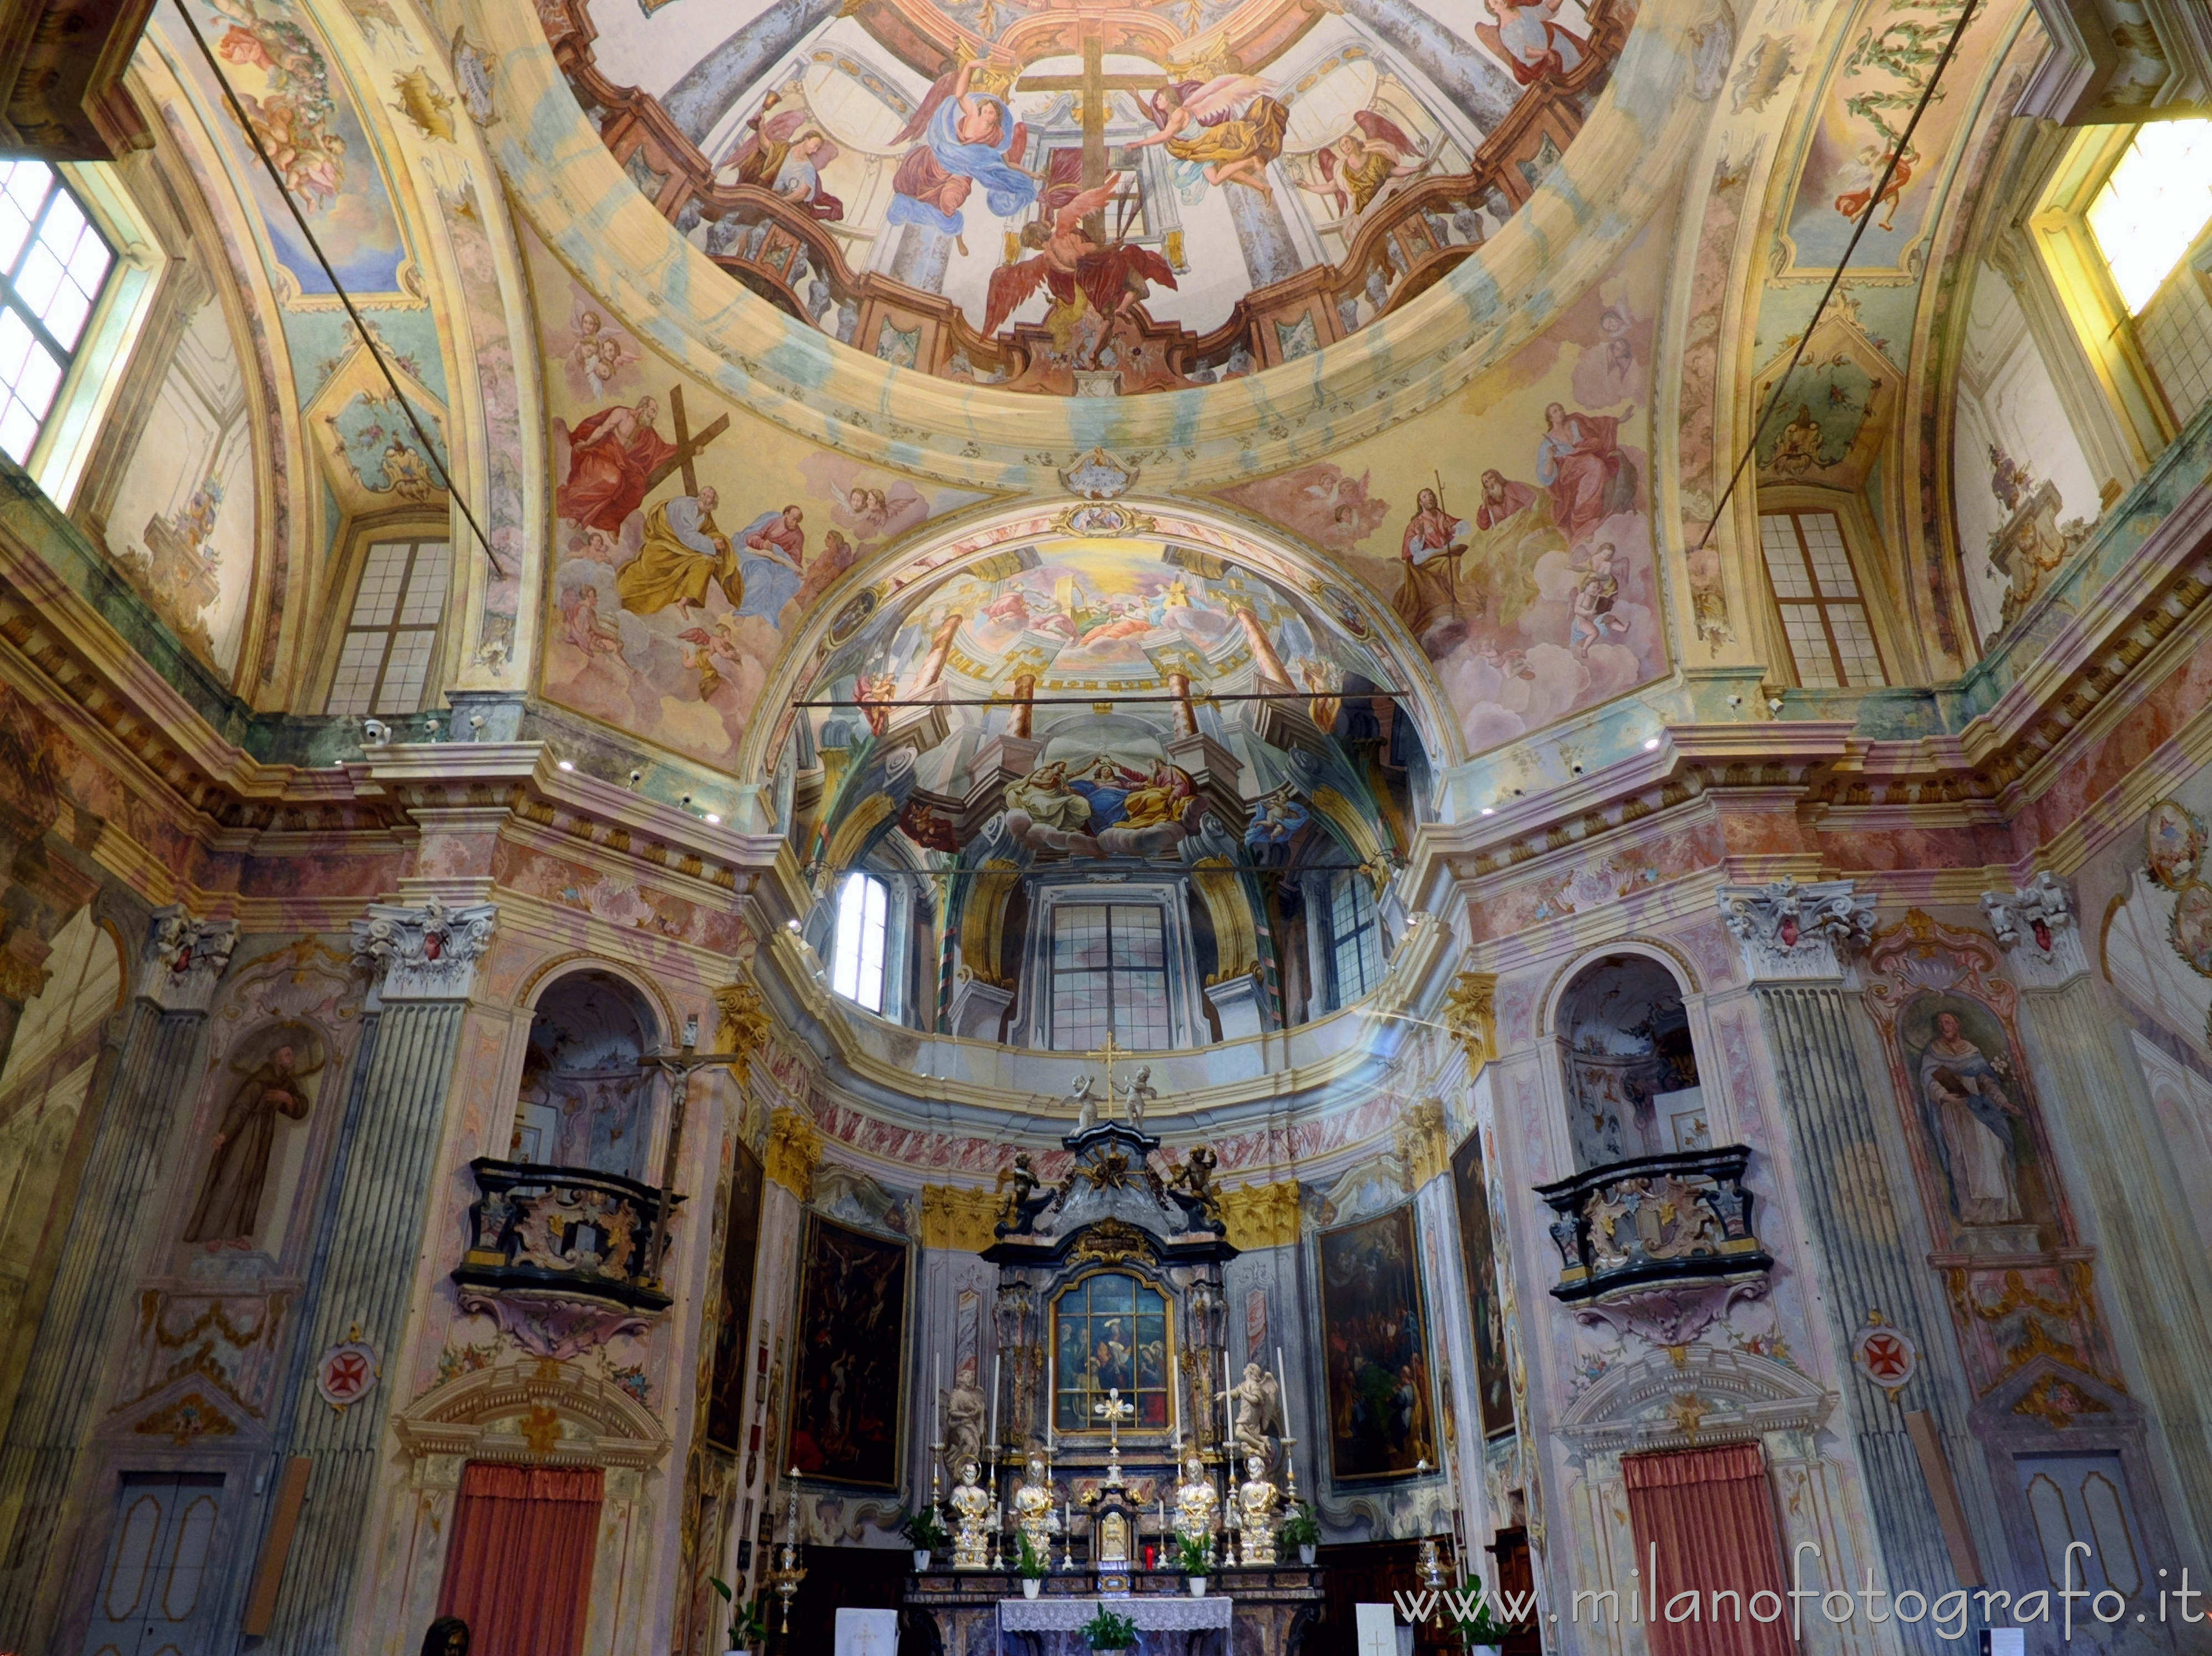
[1018, 32, 1167, 235]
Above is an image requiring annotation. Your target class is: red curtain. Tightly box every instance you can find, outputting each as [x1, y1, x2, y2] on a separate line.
[437, 1462, 604, 1656]
[1622, 1442, 1795, 1656]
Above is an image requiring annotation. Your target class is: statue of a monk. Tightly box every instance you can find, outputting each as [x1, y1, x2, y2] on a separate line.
[183, 1041, 313, 1243]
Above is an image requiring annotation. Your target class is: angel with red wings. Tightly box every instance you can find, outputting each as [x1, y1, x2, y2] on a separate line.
[982, 173, 1178, 357]
[1299, 110, 1425, 219]
[1126, 74, 1288, 195]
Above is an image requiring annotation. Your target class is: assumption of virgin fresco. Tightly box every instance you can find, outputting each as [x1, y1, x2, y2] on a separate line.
[4, 0, 2212, 1650]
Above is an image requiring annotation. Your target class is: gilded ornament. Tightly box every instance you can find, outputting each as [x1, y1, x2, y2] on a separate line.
[1218, 1179, 1299, 1250]
[1441, 972, 1499, 1072]
[764, 1107, 822, 1199]
[919, 1184, 1003, 1251]
[1069, 1217, 1153, 1266]
[713, 979, 771, 1083]
[1395, 1098, 1449, 1189]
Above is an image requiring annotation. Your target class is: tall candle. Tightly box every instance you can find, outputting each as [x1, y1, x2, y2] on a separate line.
[1276, 1344, 1291, 1438]
[1222, 1351, 1234, 1447]
[989, 1355, 1001, 1459]
[1170, 1355, 1180, 1441]
[933, 1352, 942, 1445]
[1047, 1346, 1055, 1453]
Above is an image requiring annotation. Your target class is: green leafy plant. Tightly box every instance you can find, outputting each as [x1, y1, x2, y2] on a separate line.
[708, 1578, 769, 1649]
[898, 1506, 949, 1551]
[1015, 1530, 1050, 1579]
[1175, 1531, 1214, 1575]
[1079, 1605, 1140, 1650]
[1453, 1577, 1511, 1646]
[1278, 1502, 1321, 1548]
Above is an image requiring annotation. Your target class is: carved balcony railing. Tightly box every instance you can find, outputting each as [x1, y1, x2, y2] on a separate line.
[453, 1158, 682, 1312]
[1534, 1147, 1771, 1304]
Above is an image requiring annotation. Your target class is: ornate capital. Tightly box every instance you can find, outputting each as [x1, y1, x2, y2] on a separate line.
[1441, 972, 1499, 1071]
[1395, 1098, 1450, 1189]
[351, 896, 497, 1002]
[1980, 872, 2088, 988]
[1218, 1179, 1300, 1250]
[1719, 880, 1873, 980]
[713, 979, 771, 1085]
[140, 906, 239, 1013]
[763, 1106, 821, 1200]
[918, 1183, 1003, 1251]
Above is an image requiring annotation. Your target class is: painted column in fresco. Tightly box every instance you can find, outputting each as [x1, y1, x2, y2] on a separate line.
[1340, 0, 1522, 135]
[1983, 875, 2212, 1556]
[260, 898, 495, 1654]
[661, 0, 847, 147]
[1227, 186, 1305, 291]
[885, 221, 956, 294]
[0, 907, 237, 1645]
[1719, 880, 1980, 1653]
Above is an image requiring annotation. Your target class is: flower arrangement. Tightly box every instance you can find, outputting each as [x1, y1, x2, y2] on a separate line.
[1454, 1577, 1512, 1647]
[898, 1507, 949, 1552]
[1016, 1531, 1051, 1579]
[1278, 1503, 1320, 1548]
[1079, 1605, 1140, 1651]
[1175, 1532, 1214, 1575]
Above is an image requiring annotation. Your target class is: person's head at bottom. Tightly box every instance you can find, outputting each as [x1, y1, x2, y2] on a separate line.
[422, 1617, 469, 1656]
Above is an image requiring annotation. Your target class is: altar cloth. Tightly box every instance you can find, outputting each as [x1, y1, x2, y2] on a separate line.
[999, 1595, 1234, 1632]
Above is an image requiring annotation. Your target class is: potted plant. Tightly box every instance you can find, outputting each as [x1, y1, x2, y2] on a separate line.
[708, 1577, 768, 1656]
[1016, 1531, 1050, 1599]
[1453, 1576, 1511, 1656]
[1079, 1605, 1140, 1655]
[900, 1506, 948, 1571]
[1279, 1502, 1321, 1567]
[1175, 1531, 1214, 1597]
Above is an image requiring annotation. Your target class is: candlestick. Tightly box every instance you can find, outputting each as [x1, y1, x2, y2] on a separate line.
[933, 1352, 942, 1448]
[989, 1354, 1001, 1456]
[1047, 1346, 1055, 1454]
[1170, 1352, 1180, 1441]
[1060, 1502, 1074, 1572]
[1276, 1345, 1290, 1441]
[1221, 1351, 1232, 1447]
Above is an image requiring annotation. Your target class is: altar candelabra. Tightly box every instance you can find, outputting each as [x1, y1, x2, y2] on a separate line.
[769, 1467, 808, 1633]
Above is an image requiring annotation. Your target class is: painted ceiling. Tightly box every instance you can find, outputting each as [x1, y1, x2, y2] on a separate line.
[543, 0, 1632, 393]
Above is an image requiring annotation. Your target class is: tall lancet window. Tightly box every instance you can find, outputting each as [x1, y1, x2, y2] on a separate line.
[832, 870, 889, 1013]
[0, 163, 113, 463]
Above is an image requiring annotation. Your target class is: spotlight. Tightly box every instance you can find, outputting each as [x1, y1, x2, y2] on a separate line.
[786, 918, 802, 933]
[1727, 694, 1743, 708]
[557, 759, 575, 772]
[1643, 736, 1661, 751]
[1480, 807, 1495, 816]
[1768, 698, 1785, 714]
[705, 812, 722, 825]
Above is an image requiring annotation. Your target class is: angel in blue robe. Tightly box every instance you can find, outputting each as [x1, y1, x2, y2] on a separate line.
[885, 60, 1037, 241]
[733, 504, 807, 625]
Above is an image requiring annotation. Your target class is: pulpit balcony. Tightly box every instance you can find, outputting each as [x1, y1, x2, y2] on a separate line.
[452, 1156, 684, 1313]
[1533, 1145, 1771, 1303]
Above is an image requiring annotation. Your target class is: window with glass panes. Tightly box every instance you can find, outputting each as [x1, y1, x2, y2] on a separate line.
[1049, 901, 1170, 1052]
[325, 537, 452, 716]
[0, 163, 114, 464]
[1757, 510, 1886, 688]
[2086, 119, 2212, 427]
[1329, 871, 1384, 1004]
[831, 871, 889, 1013]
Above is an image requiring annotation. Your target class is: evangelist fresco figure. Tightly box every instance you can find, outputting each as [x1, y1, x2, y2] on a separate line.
[1536, 401, 1636, 548]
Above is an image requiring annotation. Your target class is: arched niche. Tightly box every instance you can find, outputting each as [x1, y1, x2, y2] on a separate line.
[514, 970, 664, 1179]
[1548, 950, 1706, 1169]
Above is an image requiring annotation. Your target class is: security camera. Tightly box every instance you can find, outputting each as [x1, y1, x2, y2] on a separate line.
[1570, 763, 1583, 775]
[627, 769, 643, 787]
[1768, 698, 1785, 714]
[361, 718, 389, 746]
[1727, 694, 1743, 707]
[680, 792, 695, 809]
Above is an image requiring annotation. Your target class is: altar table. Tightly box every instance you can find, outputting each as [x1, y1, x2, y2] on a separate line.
[1000, 1592, 1231, 1653]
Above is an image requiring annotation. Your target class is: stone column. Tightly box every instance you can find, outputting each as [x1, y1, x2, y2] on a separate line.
[1718, 880, 1980, 1652]
[1982, 874, 2212, 1556]
[0, 907, 237, 1647]
[259, 897, 496, 1654]
[1341, 0, 1521, 133]
[662, 0, 845, 146]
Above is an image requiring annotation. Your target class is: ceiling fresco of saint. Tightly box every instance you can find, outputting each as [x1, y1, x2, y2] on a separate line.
[541, 0, 1632, 394]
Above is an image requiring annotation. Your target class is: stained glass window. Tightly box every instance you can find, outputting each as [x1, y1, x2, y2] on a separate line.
[1052, 1273, 1171, 1433]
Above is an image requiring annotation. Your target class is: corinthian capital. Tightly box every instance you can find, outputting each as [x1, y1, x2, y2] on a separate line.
[1980, 872, 2086, 987]
[352, 895, 497, 1002]
[1719, 879, 1874, 981]
[140, 906, 239, 1013]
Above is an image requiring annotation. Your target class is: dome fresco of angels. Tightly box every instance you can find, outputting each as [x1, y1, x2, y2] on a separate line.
[542, 0, 1628, 393]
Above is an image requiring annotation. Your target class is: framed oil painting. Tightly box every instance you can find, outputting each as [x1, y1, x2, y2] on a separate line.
[706, 1139, 765, 1450]
[787, 1214, 908, 1486]
[1318, 1203, 1437, 1481]
[1449, 1130, 1516, 1439]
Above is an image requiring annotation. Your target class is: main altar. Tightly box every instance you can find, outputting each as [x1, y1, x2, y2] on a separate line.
[905, 1079, 1322, 1654]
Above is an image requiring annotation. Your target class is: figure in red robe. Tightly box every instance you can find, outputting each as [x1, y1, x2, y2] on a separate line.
[1535, 403, 1635, 547]
[558, 398, 678, 533]
[1475, 469, 1539, 529]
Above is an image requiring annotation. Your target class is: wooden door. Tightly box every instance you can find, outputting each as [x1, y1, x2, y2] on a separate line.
[81, 1472, 225, 1656]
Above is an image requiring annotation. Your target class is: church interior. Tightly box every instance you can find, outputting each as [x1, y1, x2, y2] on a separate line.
[0, 0, 2210, 1649]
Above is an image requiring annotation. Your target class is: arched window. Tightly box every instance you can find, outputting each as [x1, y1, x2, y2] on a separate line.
[1328, 872, 1384, 1005]
[1051, 1273, 1172, 1433]
[832, 871, 889, 1013]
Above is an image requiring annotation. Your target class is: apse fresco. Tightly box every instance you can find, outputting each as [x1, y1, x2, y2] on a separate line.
[787, 1215, 909, 1486]
[1318, 1204, 1435, 1481]
[540, 0, 1631, 393]
[524, 226, 990, 766]
[1217, 216, 1666, 757]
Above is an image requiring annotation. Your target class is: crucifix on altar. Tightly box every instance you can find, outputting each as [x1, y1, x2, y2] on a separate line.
[1085, 1030, 1130, 1117]
[1017, 32, 1166, 237]
[1094, 1385, 1134, 1487]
